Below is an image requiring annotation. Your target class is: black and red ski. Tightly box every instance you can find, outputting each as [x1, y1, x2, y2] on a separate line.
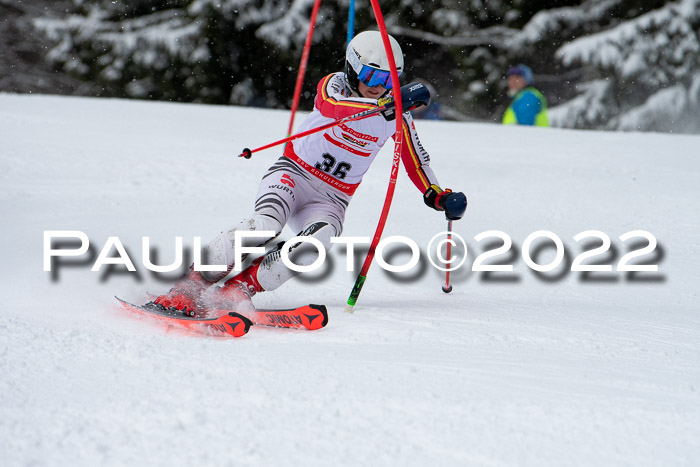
[252, 305, 328, 330]
[115, 297, 328, 338]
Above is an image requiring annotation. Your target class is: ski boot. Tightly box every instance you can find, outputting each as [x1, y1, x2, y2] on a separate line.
[207, 256, 265, 309]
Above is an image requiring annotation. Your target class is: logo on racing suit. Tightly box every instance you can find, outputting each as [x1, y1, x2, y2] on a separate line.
[338, 124, 378, 143]
[341, 133, 369, 147]
[327, 124, 378, 156]
[280, 174, 296, 188]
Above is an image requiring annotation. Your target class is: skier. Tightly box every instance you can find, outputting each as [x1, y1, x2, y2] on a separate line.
[502, 64, 549, 127]
[154, 30, 467, 315]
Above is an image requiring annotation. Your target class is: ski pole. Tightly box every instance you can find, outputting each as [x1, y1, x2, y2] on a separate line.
[239, 104, 389, 159]
[442, 220, 453, 293]
[241, 82, 430, 159]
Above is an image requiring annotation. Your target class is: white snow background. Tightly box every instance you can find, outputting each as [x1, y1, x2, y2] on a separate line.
[1, 93, 699, 466]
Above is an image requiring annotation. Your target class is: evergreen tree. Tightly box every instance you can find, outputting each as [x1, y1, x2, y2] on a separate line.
[33, 0, 349, 106]
[505, 0, 699, 132]
[31, 0, 700, 133]
[550, 0, 700, 132]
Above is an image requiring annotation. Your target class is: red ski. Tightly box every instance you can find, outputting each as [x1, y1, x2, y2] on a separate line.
[251, 305, 328, 330]
[115, 297, 328, 337]
[116, 297, 252, 337]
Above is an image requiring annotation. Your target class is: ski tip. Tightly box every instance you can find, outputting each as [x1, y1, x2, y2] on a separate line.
[344, 304, 355, 314]
[115, 296, 132, 307]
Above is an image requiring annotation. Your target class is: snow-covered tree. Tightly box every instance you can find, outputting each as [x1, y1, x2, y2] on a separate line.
[386, 0, 700, 131]
[511, 0, 700, 132]
[384, 0, 584, 120]
[31, 0, 700, 133]
[556, 0, 700, 132]
[33, 0, 570, 117]
[33, 0, 348, 106]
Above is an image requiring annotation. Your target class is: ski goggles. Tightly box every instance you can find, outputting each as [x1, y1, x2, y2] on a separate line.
[357, 65, 400, 89]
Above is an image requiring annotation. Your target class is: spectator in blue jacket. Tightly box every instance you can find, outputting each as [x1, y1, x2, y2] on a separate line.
[502, 64, 549, 127]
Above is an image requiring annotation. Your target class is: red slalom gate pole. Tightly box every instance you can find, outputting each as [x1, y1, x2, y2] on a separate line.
[286, 0, 322, 137]
[345, 0, 403, 313]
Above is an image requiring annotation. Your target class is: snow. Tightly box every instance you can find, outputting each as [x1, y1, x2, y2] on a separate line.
[2, 93, 700, 466]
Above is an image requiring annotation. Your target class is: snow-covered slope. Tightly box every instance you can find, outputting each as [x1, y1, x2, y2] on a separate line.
[2, 93, 699, 466]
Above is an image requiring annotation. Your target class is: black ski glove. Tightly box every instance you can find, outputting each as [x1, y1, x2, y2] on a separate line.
[378, 82, 431, 121]
[424, 185, 467, 220]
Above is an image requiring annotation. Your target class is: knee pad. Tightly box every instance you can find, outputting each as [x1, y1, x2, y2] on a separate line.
[256, 221, 333, 291]
[200, 214, 282, 282]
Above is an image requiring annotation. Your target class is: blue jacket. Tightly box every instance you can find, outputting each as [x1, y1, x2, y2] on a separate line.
[503, 87, 549, 126]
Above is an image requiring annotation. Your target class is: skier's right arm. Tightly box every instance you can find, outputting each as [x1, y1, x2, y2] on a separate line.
[314, 73, 378, 119]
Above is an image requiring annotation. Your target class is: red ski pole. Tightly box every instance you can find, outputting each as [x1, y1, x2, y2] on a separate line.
[442, 220, 453, 293]
[238, 103, 389, 159]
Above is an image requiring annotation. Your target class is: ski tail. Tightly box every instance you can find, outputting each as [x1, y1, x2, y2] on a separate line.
[251, 304, 328, 330]
[116, 297, 252, 338]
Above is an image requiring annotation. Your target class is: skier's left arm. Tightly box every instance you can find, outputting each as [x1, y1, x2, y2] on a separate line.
[397, 112, 467, 220]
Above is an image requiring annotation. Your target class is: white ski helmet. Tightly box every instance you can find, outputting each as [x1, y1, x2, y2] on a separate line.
[345, 30, 403, 93]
